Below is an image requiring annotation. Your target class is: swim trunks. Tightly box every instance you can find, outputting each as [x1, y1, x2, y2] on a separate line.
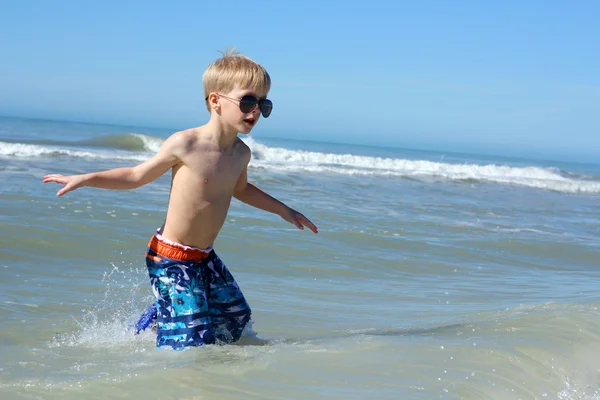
[137, 233, 252, 349]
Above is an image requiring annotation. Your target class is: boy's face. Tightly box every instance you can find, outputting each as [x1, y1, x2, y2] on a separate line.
[217, 86, 271, 135]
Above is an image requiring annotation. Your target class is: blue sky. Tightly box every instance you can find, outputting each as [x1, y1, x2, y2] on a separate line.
[0, 1, 598, 159]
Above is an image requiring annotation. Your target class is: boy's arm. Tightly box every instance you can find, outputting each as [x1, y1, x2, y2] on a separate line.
[43, 132, 184, 196]
[233, 165, 318, 234]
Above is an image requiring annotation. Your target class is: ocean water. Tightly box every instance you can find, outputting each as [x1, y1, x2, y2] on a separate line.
[1, 115, 600, 400]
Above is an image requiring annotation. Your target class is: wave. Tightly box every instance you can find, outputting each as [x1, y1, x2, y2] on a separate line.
[2, 135, 599, 194]
[79, 133, 163, 152]
[244, 138, 600, 194]
[0, 133, 162, 161]
[2, 133, 164, 152]
[0, 141, 149, 162]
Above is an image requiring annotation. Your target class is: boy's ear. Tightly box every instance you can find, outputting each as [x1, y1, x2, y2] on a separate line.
[208, 93, 220, 110]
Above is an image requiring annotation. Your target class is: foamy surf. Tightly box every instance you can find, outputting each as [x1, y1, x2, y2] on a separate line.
[243, 138, 600, 193]
[0, 141, 149, 162]
[2, 136, 599, 194]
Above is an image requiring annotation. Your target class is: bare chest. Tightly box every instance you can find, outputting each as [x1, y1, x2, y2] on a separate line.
[175, 151, 245, 192]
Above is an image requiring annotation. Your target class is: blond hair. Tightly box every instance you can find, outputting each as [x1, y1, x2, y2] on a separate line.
[203, 48, 271, 111]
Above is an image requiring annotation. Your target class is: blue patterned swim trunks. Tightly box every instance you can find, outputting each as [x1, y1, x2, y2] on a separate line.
[136, 233, 252, 349]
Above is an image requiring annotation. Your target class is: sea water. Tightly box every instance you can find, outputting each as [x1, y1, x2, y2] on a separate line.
[1, 116, 600, 399]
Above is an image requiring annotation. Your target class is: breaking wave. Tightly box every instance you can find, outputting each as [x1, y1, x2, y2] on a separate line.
[2, 135, 599, 194]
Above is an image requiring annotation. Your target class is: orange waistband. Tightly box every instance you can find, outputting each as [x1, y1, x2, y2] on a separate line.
[147, 234, 211, 262]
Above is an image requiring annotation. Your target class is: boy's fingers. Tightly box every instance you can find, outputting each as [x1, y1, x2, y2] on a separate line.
[43, 176, 65, 184]
[43, 174, 69, 184]
[299, 215, 318, 233]
[46, 178, 65, 184]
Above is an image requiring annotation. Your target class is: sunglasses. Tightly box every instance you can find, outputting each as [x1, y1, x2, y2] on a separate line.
[206, 93, 273, 118]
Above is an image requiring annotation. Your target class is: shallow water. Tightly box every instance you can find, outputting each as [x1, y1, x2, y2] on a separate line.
[1, 116, 600, 399]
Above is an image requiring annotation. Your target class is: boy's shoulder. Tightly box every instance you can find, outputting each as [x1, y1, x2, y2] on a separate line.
[168, 127, 201, 142]
[234, 136, 250, 152]
[162, 127, 197, 146]
[233, 137, 251, 162]
[163, 127, 207, 152]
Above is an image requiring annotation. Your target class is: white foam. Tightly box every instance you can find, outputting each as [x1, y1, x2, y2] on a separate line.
[131, 133, 163, 152]
[242, 138, 600, 194]
[0, 141, 149, 162]
[3, 138, 599, 194]
[4, 300, 39, 308]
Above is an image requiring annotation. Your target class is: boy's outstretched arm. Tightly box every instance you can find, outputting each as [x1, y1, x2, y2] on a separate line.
[43, 133, 184, 196]
[233, 165, 318, 234]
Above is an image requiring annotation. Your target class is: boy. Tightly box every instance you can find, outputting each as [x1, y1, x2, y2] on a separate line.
[43, 50, 318, 349]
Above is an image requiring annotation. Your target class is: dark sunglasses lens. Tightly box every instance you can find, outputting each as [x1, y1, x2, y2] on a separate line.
[260, 99, 273, 118]
[239, 96, 258, 113]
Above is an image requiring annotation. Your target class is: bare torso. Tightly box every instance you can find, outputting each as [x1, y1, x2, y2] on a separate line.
[159, 128, 250, 249]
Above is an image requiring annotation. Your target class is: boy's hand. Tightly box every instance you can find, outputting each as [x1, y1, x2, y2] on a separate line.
[43, 174, 87, 196]
[281, 207, 318, 234]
